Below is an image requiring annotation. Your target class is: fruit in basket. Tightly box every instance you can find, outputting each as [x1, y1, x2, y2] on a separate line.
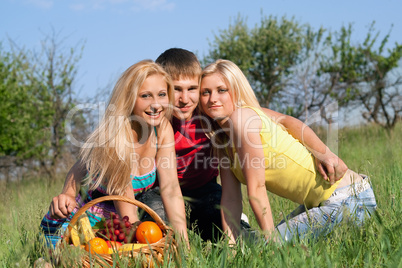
[98, 213, 141, 243]
[106, 241, 122, 254]
[118, 243, 147, 252]
[135, 221, 163, 244]
[70, 214, 95, 246]
[106, 241, 122, 249]
[85, 237, 109, 254]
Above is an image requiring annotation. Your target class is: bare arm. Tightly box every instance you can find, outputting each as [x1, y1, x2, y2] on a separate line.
[156, 119, 189, 245]
[220, 166, 242, 245]
[231, 108, 276, 238]
[262, 108, 348, 185]
[51, 160, 139, 222]
[113, 184, 139, 222]
[49, 160, 86, 219]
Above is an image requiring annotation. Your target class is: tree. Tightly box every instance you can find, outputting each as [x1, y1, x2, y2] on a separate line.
[29, 31, 86, 180]
[278, 28, 333, 120]
[0, 45, 50, 180]
[1, 30, 87, 182]
[204, 14, 321, 110]
[318, 23, 402, 133]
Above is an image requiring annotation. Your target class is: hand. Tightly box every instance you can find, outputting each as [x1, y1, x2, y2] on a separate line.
[315, 154, 348, 185]
[49, 194, 76, 219]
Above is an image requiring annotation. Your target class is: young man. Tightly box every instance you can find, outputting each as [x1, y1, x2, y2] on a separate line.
[136, 48, 348, 242]
[136, 48, 226, 242]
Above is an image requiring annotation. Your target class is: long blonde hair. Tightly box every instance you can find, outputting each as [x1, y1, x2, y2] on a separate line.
[200, 59, 261, 161]
[80, 60, 174, 195]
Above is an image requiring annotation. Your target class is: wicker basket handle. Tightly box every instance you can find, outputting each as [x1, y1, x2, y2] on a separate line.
[64, 195, 170, 244]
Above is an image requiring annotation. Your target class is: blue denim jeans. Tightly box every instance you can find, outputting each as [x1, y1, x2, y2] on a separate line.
[276, 175, 377, 242]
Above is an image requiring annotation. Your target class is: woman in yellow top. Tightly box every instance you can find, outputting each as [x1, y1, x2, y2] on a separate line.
[199, 59, 377, 243]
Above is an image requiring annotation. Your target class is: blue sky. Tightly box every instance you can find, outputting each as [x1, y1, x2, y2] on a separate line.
[1, 0, 401, 99]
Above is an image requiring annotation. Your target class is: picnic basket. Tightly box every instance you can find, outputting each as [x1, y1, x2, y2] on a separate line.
[63, 195, 179, 267]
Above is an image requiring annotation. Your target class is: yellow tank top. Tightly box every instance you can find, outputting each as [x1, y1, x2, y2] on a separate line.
[229, 106, 340, 208]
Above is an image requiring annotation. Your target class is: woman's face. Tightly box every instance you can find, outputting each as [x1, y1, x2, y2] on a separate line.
[200, 72, 235, 125]
[133, 74, 170, 127]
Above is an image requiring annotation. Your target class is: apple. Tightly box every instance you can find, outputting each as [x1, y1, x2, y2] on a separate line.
[106, 241, 122, 254]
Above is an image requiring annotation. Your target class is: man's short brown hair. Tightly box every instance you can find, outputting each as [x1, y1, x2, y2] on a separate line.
[156, 48, 201, 80]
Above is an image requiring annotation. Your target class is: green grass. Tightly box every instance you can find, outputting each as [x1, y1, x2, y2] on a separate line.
[1, 124, 401, 267]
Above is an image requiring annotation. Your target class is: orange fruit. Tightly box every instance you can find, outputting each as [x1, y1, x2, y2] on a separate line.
[85, 237, 109, 254]
[135, 221, 163, 244]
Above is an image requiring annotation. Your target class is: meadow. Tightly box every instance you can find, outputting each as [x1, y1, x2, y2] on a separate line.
[0, 123, 401, 267]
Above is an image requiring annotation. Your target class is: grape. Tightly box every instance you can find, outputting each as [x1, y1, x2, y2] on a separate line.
[99, 215, 139, 243]
[118, 233, 125, 241]
[124, 226, 132, 235]
[126, 228, 134, 240]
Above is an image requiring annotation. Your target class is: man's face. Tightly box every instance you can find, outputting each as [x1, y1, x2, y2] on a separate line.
[172, 77, 200, 121]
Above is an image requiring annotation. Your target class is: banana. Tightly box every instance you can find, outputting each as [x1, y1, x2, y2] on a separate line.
[118, 243, 147, 252]
[70, 214, 95, 246]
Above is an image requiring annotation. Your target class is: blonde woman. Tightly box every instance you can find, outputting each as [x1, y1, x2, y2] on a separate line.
[199, 59, 377, 243]
[40, 60, 188, 248]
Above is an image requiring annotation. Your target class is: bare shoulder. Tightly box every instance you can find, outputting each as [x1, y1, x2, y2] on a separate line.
[230, 107, 262, 129]
[261, 107, 287, 124]
[155, 117, 174, 144]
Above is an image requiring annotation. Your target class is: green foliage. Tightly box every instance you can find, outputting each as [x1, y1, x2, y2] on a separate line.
[0, 46, 51, 162]
[205, 14, 321, 107]
[0, 32, 87, 180]
[1, 124, 401, 267]
[319, 22, 402, 131]
[204, 16, 401, 131]
[206, 15, 253, 72]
